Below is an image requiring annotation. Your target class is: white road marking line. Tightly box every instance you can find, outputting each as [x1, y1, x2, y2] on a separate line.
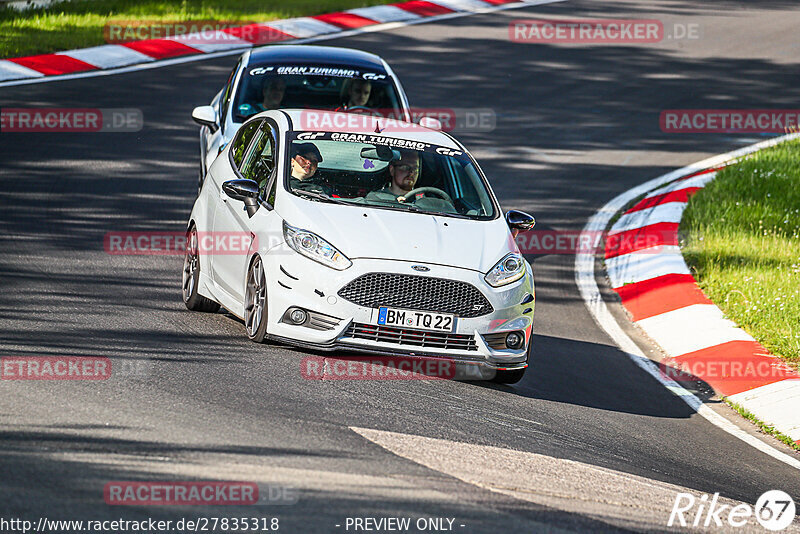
[350, 426, 789, 531]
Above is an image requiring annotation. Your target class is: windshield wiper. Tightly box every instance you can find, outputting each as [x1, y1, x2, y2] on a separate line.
[389, 202, 475, 219]
[379, 202, 423, 213]
[293, 190, 350, 205]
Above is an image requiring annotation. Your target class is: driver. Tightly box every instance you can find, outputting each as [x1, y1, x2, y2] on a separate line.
[365, 150, 420, 201]
[260, 76, 287, 110]
[338, 79, 372, 111]
[364, 150, 457, 214]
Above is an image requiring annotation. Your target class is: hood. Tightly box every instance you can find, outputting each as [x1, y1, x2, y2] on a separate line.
[276, 199, 515, 273]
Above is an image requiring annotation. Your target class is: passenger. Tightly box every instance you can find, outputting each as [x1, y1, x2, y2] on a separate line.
[238, 77, 286, 116]
[289, 143, 331, 195]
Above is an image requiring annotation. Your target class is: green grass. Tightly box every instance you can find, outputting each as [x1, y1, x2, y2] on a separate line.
[681, 139, 800, 367]
[0, 0, 395, 59]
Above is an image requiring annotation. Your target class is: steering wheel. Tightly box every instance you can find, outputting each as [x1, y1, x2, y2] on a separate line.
[398, 187, 453, 204]
[346, 106, 384, 117]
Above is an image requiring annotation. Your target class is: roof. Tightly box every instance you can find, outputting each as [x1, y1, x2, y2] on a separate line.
[247, 45, 388, 72]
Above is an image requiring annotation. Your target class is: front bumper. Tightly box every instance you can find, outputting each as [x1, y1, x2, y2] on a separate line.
[261, 243, 535, 373]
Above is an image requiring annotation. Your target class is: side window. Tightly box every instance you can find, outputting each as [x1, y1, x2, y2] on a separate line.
[219, 59, 241, 125]
[240, 122, 276, 191]
[231, 119, 261, 170]
[265, 173, 278, 206]
[262, 123, 281, 204]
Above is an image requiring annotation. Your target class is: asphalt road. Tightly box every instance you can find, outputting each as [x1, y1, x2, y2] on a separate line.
[1, 1, 800, 532]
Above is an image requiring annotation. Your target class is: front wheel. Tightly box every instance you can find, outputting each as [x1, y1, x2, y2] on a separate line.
[491, 338, 532, 384]
[244, 255, 269, 342]
[182, 226, 220, 312]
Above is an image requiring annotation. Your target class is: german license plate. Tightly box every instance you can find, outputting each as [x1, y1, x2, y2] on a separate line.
[377, 307, 456, 332]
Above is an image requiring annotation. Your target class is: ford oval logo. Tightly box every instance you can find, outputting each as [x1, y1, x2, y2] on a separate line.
[411, 265, 429, 272]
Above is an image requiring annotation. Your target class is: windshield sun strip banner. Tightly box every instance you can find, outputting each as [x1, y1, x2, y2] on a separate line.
[249, 65, 387, 80]
[294, 131, 464, 156]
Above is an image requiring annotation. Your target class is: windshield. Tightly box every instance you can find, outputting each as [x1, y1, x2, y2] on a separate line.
[233, 64, 404, 122]
[284, 132, 497, 220]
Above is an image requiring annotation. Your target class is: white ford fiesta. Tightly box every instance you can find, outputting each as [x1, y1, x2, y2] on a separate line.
[183, 109, 536, 383]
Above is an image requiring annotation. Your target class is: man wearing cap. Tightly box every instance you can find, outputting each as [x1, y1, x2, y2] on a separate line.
[289, 142, 331, 195]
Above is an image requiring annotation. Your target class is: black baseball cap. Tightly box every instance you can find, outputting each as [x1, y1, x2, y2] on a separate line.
[291, 143, 323, 163]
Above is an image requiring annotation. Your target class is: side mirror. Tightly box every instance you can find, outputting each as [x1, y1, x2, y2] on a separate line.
[418, 116, 443, 130]
[222, 179, 260, 217]
[192, 105, 219, 133]
[506, 210, 535, 238]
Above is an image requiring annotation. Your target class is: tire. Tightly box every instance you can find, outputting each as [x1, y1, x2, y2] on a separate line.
[244, 255, 269, 343]
[182, 225, 220, 313]
[490, 339, 532, 384]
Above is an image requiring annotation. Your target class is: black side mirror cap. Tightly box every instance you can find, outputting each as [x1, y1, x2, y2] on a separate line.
[505, 210, 536, 234]
[222, 179, 260, 217]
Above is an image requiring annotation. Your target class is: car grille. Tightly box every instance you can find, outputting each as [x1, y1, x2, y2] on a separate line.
[337, 273, 493, 318]
[482, 332, 508, 349]
[343, 323, 478, 351]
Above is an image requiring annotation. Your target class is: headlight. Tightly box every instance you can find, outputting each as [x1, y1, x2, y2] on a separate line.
[283, 221, 352, 270]
[485, 253, 525, 287]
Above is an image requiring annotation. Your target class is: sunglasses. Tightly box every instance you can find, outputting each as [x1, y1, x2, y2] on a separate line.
[392, 164, 418, 173]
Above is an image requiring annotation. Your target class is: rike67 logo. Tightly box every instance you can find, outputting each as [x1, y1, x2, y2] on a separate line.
[668, 490, 796, 531]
